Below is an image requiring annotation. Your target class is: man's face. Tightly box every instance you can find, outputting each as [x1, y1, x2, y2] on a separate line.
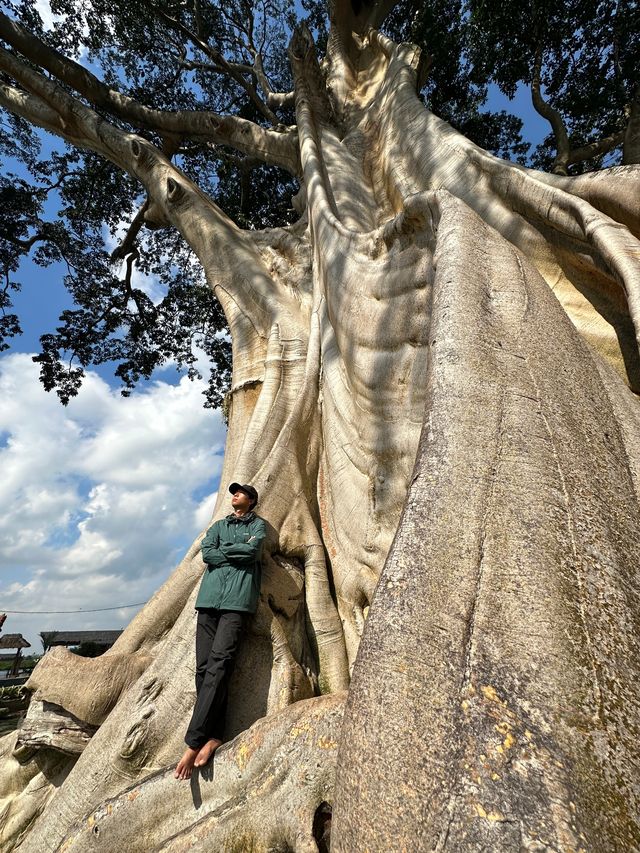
[231, 490, 253, 512]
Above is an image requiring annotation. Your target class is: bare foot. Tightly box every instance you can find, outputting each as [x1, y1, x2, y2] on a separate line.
[194, 738, 222, 767]
[174, 746, 199, 780]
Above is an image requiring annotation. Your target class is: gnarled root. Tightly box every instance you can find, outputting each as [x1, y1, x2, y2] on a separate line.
[23, 647, 153, 729]
[15, 699, 98, 755]
[55, 692, 344, 853]
[9, 553, 324, 853]
[0, 732, 75, 852]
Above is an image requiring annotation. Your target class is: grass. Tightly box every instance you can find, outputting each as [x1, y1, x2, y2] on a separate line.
[0, 656, 41, 674]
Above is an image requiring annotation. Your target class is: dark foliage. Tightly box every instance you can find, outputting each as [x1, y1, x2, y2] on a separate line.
[465, 0, 639, 172]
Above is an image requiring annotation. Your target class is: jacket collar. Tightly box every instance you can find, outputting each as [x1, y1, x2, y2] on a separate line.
[225, 510, 256, 524]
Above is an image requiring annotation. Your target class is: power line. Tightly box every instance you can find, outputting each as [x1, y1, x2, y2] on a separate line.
[1, 602, 147, 614]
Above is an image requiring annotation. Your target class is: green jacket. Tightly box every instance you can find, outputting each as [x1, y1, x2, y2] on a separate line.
[195, 512, 266, 613]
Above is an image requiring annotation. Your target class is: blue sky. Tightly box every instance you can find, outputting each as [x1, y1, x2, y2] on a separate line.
[0, 2, 551, 653]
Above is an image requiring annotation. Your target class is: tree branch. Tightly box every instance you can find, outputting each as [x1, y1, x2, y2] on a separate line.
[178, 58, 254, 76]
[0, 230, 46, 251]
[220, 7, 296, 112]
[218, 5, 253, 43]
[530, 42, 626, 171]
[0, 48, 224, 234]
[0, 12, 299, 173]
[531, 46, 571, 175]
[253, 53, 295, 110]
[0, 44, 300, 345]
[147, 2, 281, 126]
[0, 47, 126, 166]
[567, 129, 625, 167]
[121, 247, 149, 323]
[110, 204, 148, 262]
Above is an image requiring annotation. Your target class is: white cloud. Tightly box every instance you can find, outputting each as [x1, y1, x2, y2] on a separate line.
[34, 0, 58, 30]
[194, 490, 218, 532]
[0, 353, 227, 652]
[33, 0, 88, 60]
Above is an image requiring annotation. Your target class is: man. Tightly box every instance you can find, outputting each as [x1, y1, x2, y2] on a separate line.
[175, 482, 265, 780]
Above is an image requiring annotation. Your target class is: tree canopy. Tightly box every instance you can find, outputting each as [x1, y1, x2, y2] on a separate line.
[0, 0, 637, 406]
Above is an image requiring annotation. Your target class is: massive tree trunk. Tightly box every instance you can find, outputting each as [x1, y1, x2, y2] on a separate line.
[1, 3, 640, 850]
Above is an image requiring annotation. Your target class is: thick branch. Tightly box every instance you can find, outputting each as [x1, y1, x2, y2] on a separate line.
[110, 204, 147, 261]
[0, 47, 290, 341]
[0, 11, 298, 173]
[0, 46, 126, 165]
[530, 44, 625, 170]
[531, 46, 571, 175]
[567, 129, 625, 166]
[253, 53, 295, 110]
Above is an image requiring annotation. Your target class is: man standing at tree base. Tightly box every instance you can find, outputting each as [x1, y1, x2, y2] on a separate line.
[175, 482, 265, 780]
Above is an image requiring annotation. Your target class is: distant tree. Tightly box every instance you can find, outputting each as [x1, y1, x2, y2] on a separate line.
[72, 641, 103, 658]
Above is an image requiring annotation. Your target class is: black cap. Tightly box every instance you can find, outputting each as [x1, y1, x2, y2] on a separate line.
[229, 482, 259, 507]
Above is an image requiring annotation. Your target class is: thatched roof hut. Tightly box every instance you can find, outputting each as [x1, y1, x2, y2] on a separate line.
[40, 630, 122, 652]
[0, 634, 31, 650]
[0, 634, 32, 679]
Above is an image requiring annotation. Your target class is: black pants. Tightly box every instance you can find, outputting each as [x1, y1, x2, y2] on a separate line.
[184, 608, 246, 749]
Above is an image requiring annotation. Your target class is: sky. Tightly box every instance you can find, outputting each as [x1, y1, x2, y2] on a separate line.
[0, 352, 225, 652]
[0, 0, 549, 655]
[1, 0, 227, 649]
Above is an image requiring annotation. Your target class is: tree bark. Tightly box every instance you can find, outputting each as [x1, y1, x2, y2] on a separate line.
[333, 193, 640, 851]
[1, 9, 640, 852]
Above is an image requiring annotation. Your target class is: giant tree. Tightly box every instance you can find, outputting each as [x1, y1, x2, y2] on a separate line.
[1, 0, 640, 850]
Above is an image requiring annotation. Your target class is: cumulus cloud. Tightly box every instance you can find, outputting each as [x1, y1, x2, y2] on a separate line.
[34, 0, 58, 30]
[0, 353, 226, 652]
[194, 490, 218, 533]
